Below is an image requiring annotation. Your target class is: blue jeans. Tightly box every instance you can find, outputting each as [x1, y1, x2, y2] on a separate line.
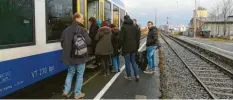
[124, 53, 139, 77]
[147, 46, 157, 70]
[112, 56, 120, 71]
[63, 64, 85, 97]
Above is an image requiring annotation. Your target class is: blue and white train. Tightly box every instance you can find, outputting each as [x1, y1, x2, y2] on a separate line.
[0, 0, 127, 97]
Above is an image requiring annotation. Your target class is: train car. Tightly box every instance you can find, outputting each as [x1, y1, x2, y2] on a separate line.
[0, 0, 127, 97]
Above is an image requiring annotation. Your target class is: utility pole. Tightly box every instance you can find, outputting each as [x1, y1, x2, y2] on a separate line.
[194, 0, 197, 38]
[155, 8, 157, 26]
[167, 17, 169, 34]
[176, 0, 179, 8]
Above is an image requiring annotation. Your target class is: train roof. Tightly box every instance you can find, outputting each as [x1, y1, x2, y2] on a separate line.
[110, 0, 125, 9]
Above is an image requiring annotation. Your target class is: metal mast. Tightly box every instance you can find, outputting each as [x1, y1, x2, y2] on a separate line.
[194, 0, 197, 38]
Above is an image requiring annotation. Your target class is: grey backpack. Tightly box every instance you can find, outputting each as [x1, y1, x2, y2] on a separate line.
[72, 27, 87, 58]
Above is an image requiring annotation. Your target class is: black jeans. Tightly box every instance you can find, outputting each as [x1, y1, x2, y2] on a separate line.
[95, 55, 100, 64]
[99, 55, 110, 74]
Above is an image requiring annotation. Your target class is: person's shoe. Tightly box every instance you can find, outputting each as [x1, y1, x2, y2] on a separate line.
[102, 72, 107, 76]
[103, 73, 107, 76]
[62, 92, 68, 98]
[75, 93, 85, 99]
[118, 69, 120, 72]
[144, 70, 153, 74]
[135, 76, 140, 82]
[124, 76, 132, 80]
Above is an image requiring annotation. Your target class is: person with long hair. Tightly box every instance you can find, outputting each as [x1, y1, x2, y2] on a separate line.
[88, 17, 100, 65]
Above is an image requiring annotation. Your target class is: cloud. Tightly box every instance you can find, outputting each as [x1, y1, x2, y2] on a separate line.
[139, 13, 148, 16]
[124, 0, 222, 26]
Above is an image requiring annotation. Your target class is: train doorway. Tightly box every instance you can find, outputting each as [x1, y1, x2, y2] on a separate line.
[87, 0, 105, 28]
[87, 0, 99, 28]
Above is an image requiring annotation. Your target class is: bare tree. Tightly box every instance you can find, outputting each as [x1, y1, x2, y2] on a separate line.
[221, 0, 233, 36]
[216, 4, 221, 36]
[210, 4, 221, 37]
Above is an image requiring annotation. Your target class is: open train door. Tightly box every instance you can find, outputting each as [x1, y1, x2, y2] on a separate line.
[76, 0, 87, 27]
[87, 0, 98, 29]
[99, 0, 104, 22]
[87, 0, 104, 26]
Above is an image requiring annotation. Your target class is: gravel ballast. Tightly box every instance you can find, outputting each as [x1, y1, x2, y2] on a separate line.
[160, 35, 210, 99]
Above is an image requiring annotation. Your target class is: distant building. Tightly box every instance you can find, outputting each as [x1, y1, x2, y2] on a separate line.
[190, 7, 208, 36]
[189, 16, 233, 37]
[194, 7, 208, 18]
[159, 25, 168, 31]
[179, 25, 187, 32]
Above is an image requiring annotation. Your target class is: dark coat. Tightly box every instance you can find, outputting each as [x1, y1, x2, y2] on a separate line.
[60, 22, 91, 65]
[120, 19, 141, 55]
[135, 24, 140, 30]
[146, 26, 158, 47]
[95, 26, 113, 55]
[111, 28, 120, 56]
[89, 24, 99, 54]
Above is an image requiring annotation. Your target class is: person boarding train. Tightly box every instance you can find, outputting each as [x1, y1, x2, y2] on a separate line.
[95, 21, 113, 76]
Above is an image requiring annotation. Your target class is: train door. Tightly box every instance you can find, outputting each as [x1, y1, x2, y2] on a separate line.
[77, 0, 87, 27]
[86, 0, 104, 27]
[104, 0, 112, 24]
[99, 0, 104, 21]
[113, 4, 119, 28]
[87, 0, 99, 28]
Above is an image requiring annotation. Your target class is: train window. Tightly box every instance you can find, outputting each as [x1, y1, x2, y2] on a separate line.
[120, 8, 125, 27]
[46, 0, 73, 43]
[87, 1, 98, 20]
[0, 0, 35, 49]
[113, 5, 119, 28]
[104, 1, 111, 22]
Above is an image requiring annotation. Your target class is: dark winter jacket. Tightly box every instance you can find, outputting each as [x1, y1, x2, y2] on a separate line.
[146, 26, 158, 47]
[89, 24, 99, 54]
[60, 22, 91, 65]
[135, 24, 140, 30]
[95, 26, 113, 55]
[120, 18, 141, 55]
[111, 28, 120, 56]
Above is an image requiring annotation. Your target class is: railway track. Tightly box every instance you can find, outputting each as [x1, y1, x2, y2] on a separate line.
[161, 33, 233, 99]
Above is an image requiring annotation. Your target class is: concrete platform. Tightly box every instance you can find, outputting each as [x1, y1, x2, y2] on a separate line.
[4, 37, 160, 99]
[177, 36, 233, 59]
[101, 68, 161, 99]
[97, 48, 161, 99]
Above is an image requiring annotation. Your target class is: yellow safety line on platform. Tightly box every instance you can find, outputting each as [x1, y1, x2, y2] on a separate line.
[83, 70, 102, 86]
[63, 70, 101, 99]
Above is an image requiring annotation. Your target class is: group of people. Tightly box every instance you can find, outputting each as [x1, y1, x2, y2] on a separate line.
[60, 12, 158, 99]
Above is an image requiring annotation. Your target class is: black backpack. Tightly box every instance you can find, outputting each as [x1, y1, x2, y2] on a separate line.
[71, 27, 87, 58]
[136, 50, 148, 71]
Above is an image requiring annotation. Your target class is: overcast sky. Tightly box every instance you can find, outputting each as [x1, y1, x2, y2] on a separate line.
[123, 0, 222, 26]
